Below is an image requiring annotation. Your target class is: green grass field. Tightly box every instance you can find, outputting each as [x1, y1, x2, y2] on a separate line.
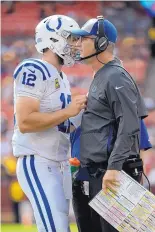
[1, 224, 78, 232]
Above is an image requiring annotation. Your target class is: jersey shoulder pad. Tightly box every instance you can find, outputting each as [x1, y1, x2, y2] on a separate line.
[13, 58, 51, 81]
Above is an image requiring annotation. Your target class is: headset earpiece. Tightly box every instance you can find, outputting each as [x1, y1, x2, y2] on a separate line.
[95, 37, 108, 51]
[95, 16, 109, 52]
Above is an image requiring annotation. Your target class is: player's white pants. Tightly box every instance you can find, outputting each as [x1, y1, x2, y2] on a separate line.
[16, 155, 72, 232]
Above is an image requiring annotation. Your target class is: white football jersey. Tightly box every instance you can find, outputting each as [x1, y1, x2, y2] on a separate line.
[12, 58, 72, 161]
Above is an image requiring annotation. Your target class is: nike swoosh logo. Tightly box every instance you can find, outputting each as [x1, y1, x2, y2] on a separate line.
[115, 86, 124, 90]
[27, 68, 35, 73]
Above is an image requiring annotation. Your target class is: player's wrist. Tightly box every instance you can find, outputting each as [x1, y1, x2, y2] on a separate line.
[63, 107, 74, 118]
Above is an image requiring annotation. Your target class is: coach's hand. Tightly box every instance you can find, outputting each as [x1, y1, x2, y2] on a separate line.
[67, 95, 87, 117]
[102, 170, 120, 194]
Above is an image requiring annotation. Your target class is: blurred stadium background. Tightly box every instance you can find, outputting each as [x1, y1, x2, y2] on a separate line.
[1, 1, 155, 231]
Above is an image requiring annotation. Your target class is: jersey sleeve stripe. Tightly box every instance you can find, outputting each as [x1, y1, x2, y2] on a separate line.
[13, 62, 24, 79]
[13, 63, 47, 80]
[28, 58, 51, 78]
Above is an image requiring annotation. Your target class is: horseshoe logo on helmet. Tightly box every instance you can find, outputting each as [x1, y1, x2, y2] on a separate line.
[46, 17, 62, 32]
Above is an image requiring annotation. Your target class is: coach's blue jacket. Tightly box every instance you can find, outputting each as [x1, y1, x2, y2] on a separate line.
[70, 120, 152, 181]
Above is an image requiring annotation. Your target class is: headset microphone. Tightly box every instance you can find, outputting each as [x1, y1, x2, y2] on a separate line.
[75, 50, 103, 61]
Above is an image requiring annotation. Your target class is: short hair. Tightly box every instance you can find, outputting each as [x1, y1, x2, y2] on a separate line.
[106, 41, 115, 54]
[42, 48, 49, 53]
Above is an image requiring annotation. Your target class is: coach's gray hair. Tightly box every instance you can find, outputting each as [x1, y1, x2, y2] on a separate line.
[106, 42, 115, 54]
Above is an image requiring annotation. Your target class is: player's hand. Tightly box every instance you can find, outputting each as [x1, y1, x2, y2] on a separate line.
[102, 170, 120, 194]
[67, 95, 87, 117]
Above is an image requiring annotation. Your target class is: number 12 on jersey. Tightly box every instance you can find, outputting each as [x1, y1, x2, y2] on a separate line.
[22, 72, 36, 87]
[58, 93, 71, 133]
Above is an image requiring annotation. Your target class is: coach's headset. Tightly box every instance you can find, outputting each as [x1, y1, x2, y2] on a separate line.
[77, 15, 109, 61]
[95, 15, 109, 52]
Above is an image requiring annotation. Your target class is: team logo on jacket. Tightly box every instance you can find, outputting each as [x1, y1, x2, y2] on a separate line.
[55, 78, 60, 89]
[91, 85, 97, 92]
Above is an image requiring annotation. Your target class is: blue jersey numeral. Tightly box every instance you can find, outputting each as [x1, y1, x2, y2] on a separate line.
[22, 72, 36, 87]
[58, 93, 71, 133]
[67, 95, 71, 105]
[60, 93, 66, 109]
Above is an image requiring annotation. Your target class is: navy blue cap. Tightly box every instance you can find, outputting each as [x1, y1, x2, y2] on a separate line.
[70, 18, 117, 43]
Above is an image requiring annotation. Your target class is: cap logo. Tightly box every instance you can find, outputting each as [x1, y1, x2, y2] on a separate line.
[91, 85, 97, 92]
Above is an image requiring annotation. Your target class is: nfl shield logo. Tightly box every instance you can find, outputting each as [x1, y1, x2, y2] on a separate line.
[55, 78, 60, 89]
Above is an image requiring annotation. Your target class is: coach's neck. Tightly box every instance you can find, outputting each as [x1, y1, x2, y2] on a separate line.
[90, 50, 114, 75]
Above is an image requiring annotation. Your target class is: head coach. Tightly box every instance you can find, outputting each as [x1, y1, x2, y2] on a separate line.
[70, 16, 148, 232]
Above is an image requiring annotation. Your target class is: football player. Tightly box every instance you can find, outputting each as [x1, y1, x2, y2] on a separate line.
[12, 15, 86, 232]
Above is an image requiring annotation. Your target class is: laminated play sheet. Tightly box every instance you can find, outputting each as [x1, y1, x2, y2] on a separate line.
[89, 171, 155, 232]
